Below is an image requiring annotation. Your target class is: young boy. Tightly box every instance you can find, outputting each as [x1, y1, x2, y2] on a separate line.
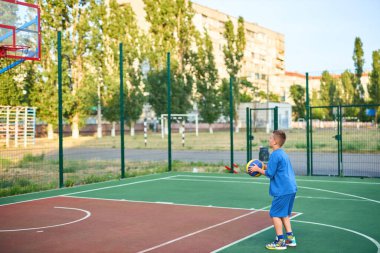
[249, 130, 297, 250]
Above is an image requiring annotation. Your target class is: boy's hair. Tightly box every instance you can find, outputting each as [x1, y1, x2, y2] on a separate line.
[272, 130, 286, 147]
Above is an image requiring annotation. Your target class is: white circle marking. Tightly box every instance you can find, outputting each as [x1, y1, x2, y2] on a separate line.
[0, 206, 91, 232]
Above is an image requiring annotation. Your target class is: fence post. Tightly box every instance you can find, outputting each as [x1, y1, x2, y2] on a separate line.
[306, 72, 311, 176]
[119, 43, 125, 179]
[338, 104, 343, 177]
[144, 118, 147, 147]
[229, 76, 234, 173]
[274, 106, 278, 130]
[167, 52, 172, 172]
[246, 107, 250, 163]
[58, 31, 64, 188]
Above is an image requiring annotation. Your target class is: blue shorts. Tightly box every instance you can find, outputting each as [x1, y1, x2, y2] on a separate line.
[269, 193, 296, 218]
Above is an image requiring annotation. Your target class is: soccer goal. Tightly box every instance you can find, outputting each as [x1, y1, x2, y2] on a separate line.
[160, 114, 198, 139]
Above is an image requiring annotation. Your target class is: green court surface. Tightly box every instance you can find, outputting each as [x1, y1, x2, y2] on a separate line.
[1, 172, 379, 253]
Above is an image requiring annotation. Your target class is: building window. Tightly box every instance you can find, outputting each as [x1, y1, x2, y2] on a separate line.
[255, 73, 260, 80]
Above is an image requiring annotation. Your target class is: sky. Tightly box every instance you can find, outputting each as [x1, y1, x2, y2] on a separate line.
[191, 0, 380, 75]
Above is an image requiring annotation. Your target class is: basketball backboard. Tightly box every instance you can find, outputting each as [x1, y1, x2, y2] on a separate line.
[0, 0, 41, 61]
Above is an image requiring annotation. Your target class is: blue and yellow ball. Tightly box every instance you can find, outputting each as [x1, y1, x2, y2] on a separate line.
[246, 159, 265, 177]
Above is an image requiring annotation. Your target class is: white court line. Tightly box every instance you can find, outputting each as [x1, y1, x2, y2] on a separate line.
[0, 172, 174, 201]
[298, 186, 380, 204]
[167, 177, 380, 204]
[166, 177, 270, 186]
[137, 204, 272, 253]
[63, 195, 259, 211]
[62, 175, 178, 196]
[0, 175, 178, 207]
[211, 212, 303, 253]
[297, 196, 368, 202]
[292, 220, 380, 253]
[177, 174, 380, 185]
[0, 206, 91, 232]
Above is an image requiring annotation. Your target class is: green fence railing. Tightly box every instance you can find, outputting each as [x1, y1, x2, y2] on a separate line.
[310, 104, 380, 177]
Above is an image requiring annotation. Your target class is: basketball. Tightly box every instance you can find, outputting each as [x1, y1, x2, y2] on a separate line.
[246, 159, 265, 177]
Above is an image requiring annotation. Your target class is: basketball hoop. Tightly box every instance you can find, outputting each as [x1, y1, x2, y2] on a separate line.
[0, 45, 30, 58]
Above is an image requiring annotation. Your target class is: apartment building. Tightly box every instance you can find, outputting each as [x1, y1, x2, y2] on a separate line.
[120, 0, 285, 95]
[119, 0, 371, 107]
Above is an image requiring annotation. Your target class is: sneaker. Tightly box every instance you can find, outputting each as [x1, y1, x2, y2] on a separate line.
[286, 235, 297, 247]
[265, 237, 287, 250]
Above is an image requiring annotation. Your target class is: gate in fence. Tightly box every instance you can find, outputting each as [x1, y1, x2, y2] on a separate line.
[309, 104, 380, 177]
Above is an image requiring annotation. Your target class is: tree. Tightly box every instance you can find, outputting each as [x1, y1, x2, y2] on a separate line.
[99, 0, 146, 136]
[368, 50, 380, 123]
[339, 70, 357, 117]
[310, 89, 328, 120]
[144, 0, 195, 116]
[352, 37, 365, 104]
[25, 0, 73, 139]
[320, 71, 339, 119]
[289, 84, 306, 120]
[0, 73, 23, 106]
[64, 0, 94, 138]
[222, 17, 246, 131]
[223, 17, 246, 80]
[193, 30, 220, 133]
[145, 64, 192, 117]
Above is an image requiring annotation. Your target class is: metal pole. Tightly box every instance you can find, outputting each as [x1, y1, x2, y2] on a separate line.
[144, 118, 147, 147]
[181, 120, 185, 147]
[274, 106, 278, 130]
[58, 31, 64, 188]
[246, 107, 249, 163]
[306, 72, 311, 176]
[167, 52, 172, 172]
[229, 76, 234, 173]
[97, 83, 102, 138]
[119, 43, 125, 178]
[266, 75, 270, 133]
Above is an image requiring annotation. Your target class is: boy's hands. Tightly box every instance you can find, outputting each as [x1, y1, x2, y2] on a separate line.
[248, 164, 267, 175]
[248, 164, 260, 174]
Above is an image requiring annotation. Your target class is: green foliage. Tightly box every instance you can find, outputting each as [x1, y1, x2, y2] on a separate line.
[194, 30, 221, 125]
[295, 143, 307, 149]
[221, 17, 246, 124]
[220, 78, 233, 118]
[0, 72, 23, 106]
[223, 17, 246, 79]
[240, 92, 253, 103]
[343, 142, 365, 151]
[368, 50, 380, 123]
[21, 153, 45, 163]
[311, 89, 328, 119]
[257, 91, 281, 103]
[65, 179, 75, 187]
[353, 37, 365, 103]
[0, 178, 52, 197]
[369, 50, 380, 103]
[63, 167, 77, 173]
[145, 64, 193, 116]
[290, 84, 306, 120]
[319, 71, 341, 119]
[0, 157, 12, 167]
[143, 0, 196, 70]
[143, 0, 196, 118]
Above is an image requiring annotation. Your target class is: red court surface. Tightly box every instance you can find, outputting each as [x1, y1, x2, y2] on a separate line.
[0, 196, 274, 253]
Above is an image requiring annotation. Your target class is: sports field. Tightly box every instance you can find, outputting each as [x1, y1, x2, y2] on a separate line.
[1, 172, 379, 253]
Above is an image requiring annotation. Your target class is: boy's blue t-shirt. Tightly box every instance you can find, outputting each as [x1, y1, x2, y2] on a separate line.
[264, 148, 297, 196]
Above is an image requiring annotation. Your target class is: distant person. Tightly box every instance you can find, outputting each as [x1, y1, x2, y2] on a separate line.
[249, 130, 297, 250]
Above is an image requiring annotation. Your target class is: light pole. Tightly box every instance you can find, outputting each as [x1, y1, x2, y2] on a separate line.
[266, 73, 270, 133]
[97, 82, 103, 138]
